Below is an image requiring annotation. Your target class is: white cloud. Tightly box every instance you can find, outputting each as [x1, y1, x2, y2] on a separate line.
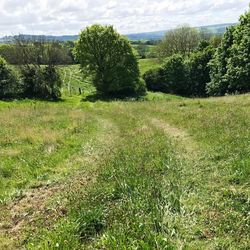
[0, 0, 249, 37]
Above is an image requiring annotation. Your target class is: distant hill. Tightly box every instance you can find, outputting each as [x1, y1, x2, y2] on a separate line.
[0, 23, 236, 43]
[127, 23, 236, 40]
[0, 35, 79, 43]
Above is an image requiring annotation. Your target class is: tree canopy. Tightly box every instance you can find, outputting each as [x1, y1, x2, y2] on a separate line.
[75, 24, 146, 97]
[208, 9, 250, 95]
[0, 56, 20, 99]
[156, 25, 200, 59]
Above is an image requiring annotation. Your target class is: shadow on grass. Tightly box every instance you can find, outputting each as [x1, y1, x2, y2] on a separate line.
[0, 96, 65, 103]
[81, 92, 143, 103]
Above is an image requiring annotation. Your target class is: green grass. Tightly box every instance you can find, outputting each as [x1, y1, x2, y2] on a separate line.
[58, 65, 95, 96]
[139, 58, 160, 75]
[0, 69, 249, 249]
[57, 59, 160, 95]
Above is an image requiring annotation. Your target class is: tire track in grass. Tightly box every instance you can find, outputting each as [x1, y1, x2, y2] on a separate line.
[0, 117, 119, 249]
[150, 118, 200, 159]
[150, 117, 209, 247]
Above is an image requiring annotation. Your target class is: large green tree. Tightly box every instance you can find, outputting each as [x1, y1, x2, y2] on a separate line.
[208, 8, 250, 95]
[75, 25, 146, 97]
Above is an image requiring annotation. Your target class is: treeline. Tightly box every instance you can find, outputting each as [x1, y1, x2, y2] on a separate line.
[0, 37, 63, 100]
[132, 27, 222, 60]
[144, 9, 250, 97]
[0, 36, 76, 65]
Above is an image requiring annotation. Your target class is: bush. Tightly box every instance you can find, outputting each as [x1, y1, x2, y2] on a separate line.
[143, 55, 188, 96]
[21, 65, 62, 100]
[143, 67, 167, 92]
[161, 54, 188, 96]
[144, 47, 215, 97]
[75, 25, 145, 97]
[0, 44, 18, 64]
[208, 9, 250, 95]
[0, 57, 20, 99]
[186, 46, 215, 97]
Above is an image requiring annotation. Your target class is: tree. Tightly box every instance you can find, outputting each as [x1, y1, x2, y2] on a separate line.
[186, 44, 215, 96]
[161, 54, 188, 96]
[143, 67, 166, 92]
[21, 65, 62, 100]
[0, 44, 18, 64]
[208, 8, 250, 95]
[226, 10, 250, 93]
[14, 36, 63, 100]
[75, 24, 146, 97]
[0, 56, 20, 99]
[157, 25, 200, 60]
[207, 26, 235, 95]
[136, 43, 148, 59]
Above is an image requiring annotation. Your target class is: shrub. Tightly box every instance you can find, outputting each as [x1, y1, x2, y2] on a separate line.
[0, 57, 20, 99]
[75, 24, 146, 97]
[143, 55, 189, 96]
[186, 46, 215, 97]
[143, 67, 167, 92]
[161, 54, 188, 96]
[21, 65, 62, 100]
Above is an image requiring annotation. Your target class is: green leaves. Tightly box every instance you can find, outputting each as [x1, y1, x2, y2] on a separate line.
[0, 56, 20, 99]
[208, 9, 250, 96]
[75, 25, 146, 97]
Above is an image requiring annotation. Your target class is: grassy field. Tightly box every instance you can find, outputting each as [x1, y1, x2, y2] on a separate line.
[139, 58, 160, 75]
[58, 59, 160, 94]
[0, 65, 249, 249]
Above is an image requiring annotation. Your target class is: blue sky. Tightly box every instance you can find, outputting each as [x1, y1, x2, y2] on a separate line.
[0, 0, 249, 36]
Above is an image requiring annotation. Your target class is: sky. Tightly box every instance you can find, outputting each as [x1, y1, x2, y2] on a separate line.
[0, 0, 249, 37]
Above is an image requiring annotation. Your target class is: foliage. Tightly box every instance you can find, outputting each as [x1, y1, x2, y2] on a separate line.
[11, 36, 64, 99]
[0, 44, 18, 64]
[208, 9, 250, 95]
[21, 65, 62, 100]
[133, 43, 157, 59]
[0, 56, 20, 99]
[186, 44, 215, 96]
[75, 24, 146, 97]
[161, 54, 188, 96]
[143, 67, 166, 92]
[157, 25, 200, 59]
[144, 45, 215, 97]
[143, 54, 189, 96]
[136, 44, 148, 59]
[3, 36, 74, 65]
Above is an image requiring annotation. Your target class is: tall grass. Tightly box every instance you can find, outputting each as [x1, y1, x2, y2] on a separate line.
[0, 91, 249, 249]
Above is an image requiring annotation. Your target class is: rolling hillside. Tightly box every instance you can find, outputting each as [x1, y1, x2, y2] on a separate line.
[0, 90, 249, 249]
[0, 23, 236, 43]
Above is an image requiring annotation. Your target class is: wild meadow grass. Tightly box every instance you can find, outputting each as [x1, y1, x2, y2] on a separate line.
[0, 90, 249, 249]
